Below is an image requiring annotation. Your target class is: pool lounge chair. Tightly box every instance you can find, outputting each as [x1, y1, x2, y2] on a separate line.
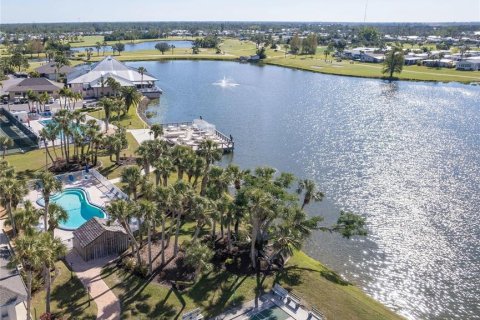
[307, 307, 325, 320]
[272, 284, 289, 300]
[68, 174, 75, 183]
[182, 308, 203, 320]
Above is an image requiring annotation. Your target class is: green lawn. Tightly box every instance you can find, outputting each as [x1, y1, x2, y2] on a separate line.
[101, 219, 402, 319]
[31, 260, 97, 320]
[88, 106, 147, 130]
[69, 35, 197, 48]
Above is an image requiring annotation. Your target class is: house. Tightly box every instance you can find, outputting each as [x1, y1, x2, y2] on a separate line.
[6, 77, 64, 99]
[67, 56, 159, 98]
[423, 59, 456, 68]
[360, 53, 385, 63]
[456, 59, 480, 71]
[404, 56, 425, 65]
[248, 55, 261, 62]
[0, 232, 27, 320]
[35, 62, 75, 81]
[73, 217, 129, 261]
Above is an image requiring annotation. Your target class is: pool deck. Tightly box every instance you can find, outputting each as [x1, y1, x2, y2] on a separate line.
[215, 292, 311, 320]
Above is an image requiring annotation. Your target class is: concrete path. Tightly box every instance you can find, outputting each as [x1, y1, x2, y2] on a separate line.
[66, 252, 121, 320]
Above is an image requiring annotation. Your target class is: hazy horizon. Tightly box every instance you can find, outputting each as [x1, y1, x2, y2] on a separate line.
[1, 0, 479, 24]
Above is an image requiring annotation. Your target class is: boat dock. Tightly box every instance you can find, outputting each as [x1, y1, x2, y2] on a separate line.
[162, 119, 234, 153]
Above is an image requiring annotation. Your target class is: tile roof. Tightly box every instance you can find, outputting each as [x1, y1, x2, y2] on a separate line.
[73, 217, 127, 248]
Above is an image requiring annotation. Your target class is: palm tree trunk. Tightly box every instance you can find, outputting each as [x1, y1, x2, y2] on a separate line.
[44, 198, 49, 232]
[250, 228, 257, 270]
[227, 223, 232, 252]
[7, 201, 16, 237]
[26, 270, 32, 320]
[163, 174, 168, 187]
[212, 220, 216, 240]
[220, 216, 224, 238]
[174, 211, 181, 256]
[45, 265, 51, 313]
[161, 218, 166, 265]
[147, 224, 152, 275]
[200, 164, 210, 196]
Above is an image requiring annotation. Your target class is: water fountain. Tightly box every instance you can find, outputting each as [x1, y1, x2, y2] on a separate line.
[213, 76, 239, 87]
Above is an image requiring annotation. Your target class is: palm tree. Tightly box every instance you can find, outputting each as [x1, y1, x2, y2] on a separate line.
[0, 136, 13, 158]
[36, 171, 63, 232]
[296, 179, 324, 209]
[155, 186, 173, 265]
[171, 181, 192, 256]
[39, 129, 54, 166]
[0, 176, 27, 237]
[383, 46, 405, 79]
[139, 200, 157, 275]
[5, 201, 40, 236]
[183, 241, 214, 279]
[137, 66, 146, 89]
[95, 41, 102, 56]
[39, 232, 66, 314]
[106, 77, 121, 97]
[171, 145, 193, 181]
[120, 86, 142, 115]
[198, 139, 223, 196]
[121, 166, 142, 200]
[106, 200, 141, 265]
[150, 124, 163, 139]
[97, 97, 114, 132]
[10, 234, 44, 320]
[190, 195, 212, 241]
[102, 41, 108, 55]
[225, 164, 246, 191]
[153, 157, 174, 187]
[47, 203, 68, 234]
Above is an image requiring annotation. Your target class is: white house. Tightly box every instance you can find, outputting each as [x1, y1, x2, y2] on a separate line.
[360, 53, 385, 63]
[456, 59, 480, 71]
[67, 56, 159, 98]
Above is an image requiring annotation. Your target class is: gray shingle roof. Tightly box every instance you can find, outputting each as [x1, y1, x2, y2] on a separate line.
[35, 62, 75, 75]
[0, 232, 27, 307]
[7, 77, 64, 93]
[73, 217, 127, 248]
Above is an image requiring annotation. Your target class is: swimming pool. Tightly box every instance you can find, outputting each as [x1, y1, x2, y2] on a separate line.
[37, 188, 106, 230]
[249, 305, 291, 320]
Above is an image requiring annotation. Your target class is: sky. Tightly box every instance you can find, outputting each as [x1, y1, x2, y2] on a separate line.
[1, 0, 479, 24]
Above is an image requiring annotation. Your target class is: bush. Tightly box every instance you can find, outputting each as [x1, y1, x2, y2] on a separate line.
[123, 256, 136, 272]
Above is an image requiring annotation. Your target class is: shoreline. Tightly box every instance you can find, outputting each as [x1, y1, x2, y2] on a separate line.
[136, 96, 151, 128]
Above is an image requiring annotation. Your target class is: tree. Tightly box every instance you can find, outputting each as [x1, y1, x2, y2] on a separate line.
[289, 35, 301, 55]
[198, 139, 222, 196]
[296, 179, 324, 209]
[153, 157, 175, 187]
[150, 124, 163, 139]
[95, 41, 102, 56]
[121, 86, 142, 114]
[183, 241, 214, 278]
[102, 41, 108, 55]
[0, 136, 13, 158]
[155, 186, 173, 264]
[139, 200, 157, 275]
[155, 42, 170, 54]
[256, 47, 266, 59]
[0, 176, 28, 237]
[301, 34, 318, 55]
[357, 27, 381, 47]
[106, 77, 121, 97]
[106, 200, 141, 265]
[137, 66, 147, 89]
[53, 52, 70, 81]
[383, 46, 405, 79]
[5, 200, 40, 236]
[10, 234, 44, 320]
[39, 232, 66, 314]
[47, 203, 68, 234]
[113, 43, 125, 55]
[97, 97, 115, 132]
[36, 170, 63, 232]
[121, 166, 142, 200]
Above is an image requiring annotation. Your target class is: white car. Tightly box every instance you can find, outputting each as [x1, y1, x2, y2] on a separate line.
[48, 97, 55, 104]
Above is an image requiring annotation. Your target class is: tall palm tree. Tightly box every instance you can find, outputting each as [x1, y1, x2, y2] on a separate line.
[102, 41, 108, 55]
[106, 200, 141, 265]
[39, 129, 54, 166]
[47, 203, 68, 234]
[139, 200, 157, 275]
[137, 66, 147, 89]
[5, 201, 40, 236]
[95, 41, 102, 56]
[171, 145, 193, 181]
[106, 77, 121, 97]
[296, 179, 324, 209]
[97, 97, 114, 132]
[198, 139, 223, 196]
[155, 186, 173, 265]
[39, 232, 66, 314]
[121, 86, 142, 115]
[225, 164, 246, 191]
[153, 157, 175, 187]
[150, 124, 163, 139]
[0, 176, 27, 237]
[171, 181, 192, 256]
[121, 166, 142, 200]
[0, 136, 13, 158]
[36, 171, 63, 232]
[10, 234, 44, 320]
[383, 46, 405, 79]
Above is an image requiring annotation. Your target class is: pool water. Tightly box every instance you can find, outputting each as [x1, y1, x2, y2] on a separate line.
[37, 188, 105, 230]
[249, 306, 290, 320]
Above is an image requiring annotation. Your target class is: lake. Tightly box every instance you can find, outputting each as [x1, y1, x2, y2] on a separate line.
[72, 40, 193, 52]
[126, 60, 480, 320]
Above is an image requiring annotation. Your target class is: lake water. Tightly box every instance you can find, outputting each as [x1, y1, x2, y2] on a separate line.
[126, 60, 480, 320]
[72, 40, 193, 52]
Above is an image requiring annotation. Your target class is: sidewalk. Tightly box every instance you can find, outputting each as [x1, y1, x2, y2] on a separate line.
[66, 252, 121, 320]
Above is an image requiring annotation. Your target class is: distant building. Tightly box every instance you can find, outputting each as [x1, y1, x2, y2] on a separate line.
[6, 77, 64, 99]
[404, 56, 425, 65]
[423, 59, 456, 68]
[67, 56, 159, 98]
[0, 232, 27, 320]
[456, 59, 480, 71]
[360, 53, 385, 63]
[73, 217, 129, 261]
[35, 62, 75, 81]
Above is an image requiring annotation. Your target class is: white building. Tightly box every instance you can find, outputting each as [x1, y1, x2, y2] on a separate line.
[456, 58, 480, 71]
[67, 56, 159, 98]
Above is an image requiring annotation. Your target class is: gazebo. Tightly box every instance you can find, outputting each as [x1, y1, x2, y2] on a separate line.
[73, 217, 129, 261]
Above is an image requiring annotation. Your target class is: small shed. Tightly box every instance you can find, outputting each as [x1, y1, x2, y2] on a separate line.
[73, 217, 129, 261]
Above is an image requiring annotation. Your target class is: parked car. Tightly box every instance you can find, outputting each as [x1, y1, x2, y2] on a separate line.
[20, 97, 28, 104]
[13, 97, 21, 104]
[48, 97, 55, 104]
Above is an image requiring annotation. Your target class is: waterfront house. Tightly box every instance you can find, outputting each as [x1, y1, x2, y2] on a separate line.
[456, 59, 480, 71]
[67, 56, 160, 98]
[360, 53, 385, 63]
[35, 62, 75, 81]
[0, 232, 27, 320]
[6, 77, 64, 100]
[73, 217, 129, 261]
